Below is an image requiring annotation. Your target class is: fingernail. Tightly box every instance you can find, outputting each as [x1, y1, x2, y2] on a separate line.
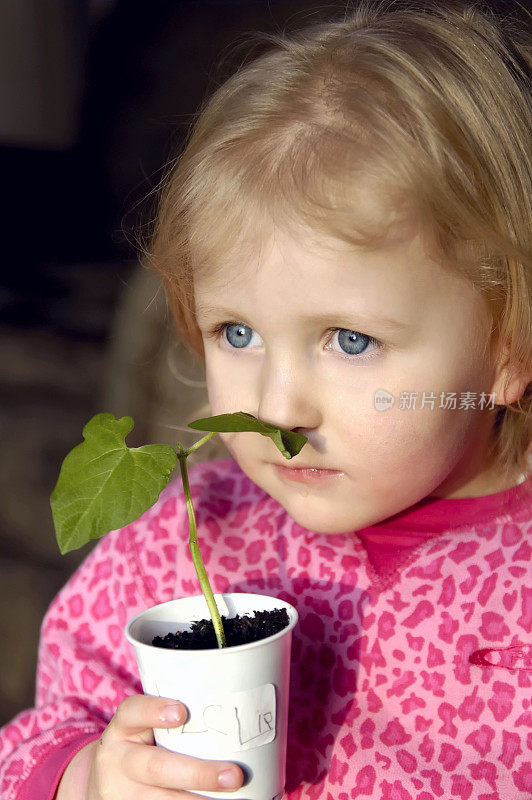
[159, 704, 184, 724]
[218, 768, 240, 789]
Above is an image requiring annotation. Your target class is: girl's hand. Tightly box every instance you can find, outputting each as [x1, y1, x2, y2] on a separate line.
[58, 694, 245, 799]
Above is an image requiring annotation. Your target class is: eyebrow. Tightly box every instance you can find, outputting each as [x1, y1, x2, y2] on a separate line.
[195, 305, 411, 331]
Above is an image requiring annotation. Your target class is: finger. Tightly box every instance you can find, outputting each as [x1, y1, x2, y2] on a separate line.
[123, 740, 245, 793]
[106, 695, 188, 744]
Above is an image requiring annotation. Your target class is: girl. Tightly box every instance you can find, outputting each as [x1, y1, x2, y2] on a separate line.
[1, 1, 531, 798]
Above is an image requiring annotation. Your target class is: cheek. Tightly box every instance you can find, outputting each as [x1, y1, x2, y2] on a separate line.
[347, 401, 476, 490]
[205, 351, 261, 417]
[205, 358, 247, 456]
[350, 338, 491, 459]
[205, 358, 235, 414]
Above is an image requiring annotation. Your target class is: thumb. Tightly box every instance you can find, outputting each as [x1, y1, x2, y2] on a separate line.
[107, 694, 187, 745]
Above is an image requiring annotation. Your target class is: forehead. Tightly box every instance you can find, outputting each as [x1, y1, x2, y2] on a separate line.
[195, 225, 446, 312]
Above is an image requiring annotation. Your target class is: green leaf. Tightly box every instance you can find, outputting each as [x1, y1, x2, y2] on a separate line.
[50, 413, 177, 555]
[188, 411, 307, 459]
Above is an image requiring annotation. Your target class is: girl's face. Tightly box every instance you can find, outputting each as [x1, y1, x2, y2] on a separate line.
[194, 224, 510, 534]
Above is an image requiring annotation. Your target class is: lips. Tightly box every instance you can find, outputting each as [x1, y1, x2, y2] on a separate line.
[274, 464, 344, 484]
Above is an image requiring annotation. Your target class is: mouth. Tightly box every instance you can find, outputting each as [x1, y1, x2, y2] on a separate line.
[273, 463, 345, 484]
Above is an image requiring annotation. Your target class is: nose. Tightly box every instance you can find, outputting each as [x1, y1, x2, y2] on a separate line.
[256, 353, 321, 435]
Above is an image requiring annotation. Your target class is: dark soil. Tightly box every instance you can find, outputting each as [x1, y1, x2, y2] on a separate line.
[152, 608, 289, 650]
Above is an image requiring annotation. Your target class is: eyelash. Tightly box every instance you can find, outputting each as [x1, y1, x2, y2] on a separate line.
[204, 322, 383, 362]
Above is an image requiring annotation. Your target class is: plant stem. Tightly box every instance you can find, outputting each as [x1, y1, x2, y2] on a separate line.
[183, 431, 217, 456]
[176, 445, 226, 648]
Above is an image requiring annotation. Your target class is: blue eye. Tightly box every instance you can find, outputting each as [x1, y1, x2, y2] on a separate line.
[224, 323, 255, 348]
[334, 329, 374, 356]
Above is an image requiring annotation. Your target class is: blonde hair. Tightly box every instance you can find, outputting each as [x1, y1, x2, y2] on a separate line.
[146, 0, 532, 478]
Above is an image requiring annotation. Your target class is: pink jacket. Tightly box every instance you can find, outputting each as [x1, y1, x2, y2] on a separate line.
[1, 457, 531, 799]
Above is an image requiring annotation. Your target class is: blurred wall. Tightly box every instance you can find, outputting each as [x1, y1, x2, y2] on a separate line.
[0, 1, 87, 149]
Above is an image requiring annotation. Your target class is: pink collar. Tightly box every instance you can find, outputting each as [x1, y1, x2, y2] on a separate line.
[366, 474, 532, 536]
[353, 473, 532, 586]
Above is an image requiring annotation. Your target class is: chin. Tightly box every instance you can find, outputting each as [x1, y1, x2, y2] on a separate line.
[238, 458, 379, 533]
[279, 498, 366, 535]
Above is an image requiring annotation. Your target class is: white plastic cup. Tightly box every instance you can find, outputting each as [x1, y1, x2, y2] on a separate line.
[125, 593, 298, 800]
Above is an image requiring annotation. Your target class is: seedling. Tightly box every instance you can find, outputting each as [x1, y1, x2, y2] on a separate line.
[50, 411, 307, 648]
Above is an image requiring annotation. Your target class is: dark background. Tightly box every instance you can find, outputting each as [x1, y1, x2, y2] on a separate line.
[0, 0, 522, 726]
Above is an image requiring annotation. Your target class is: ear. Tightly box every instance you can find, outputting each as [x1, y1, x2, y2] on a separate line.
[490, 345, 532, 406]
